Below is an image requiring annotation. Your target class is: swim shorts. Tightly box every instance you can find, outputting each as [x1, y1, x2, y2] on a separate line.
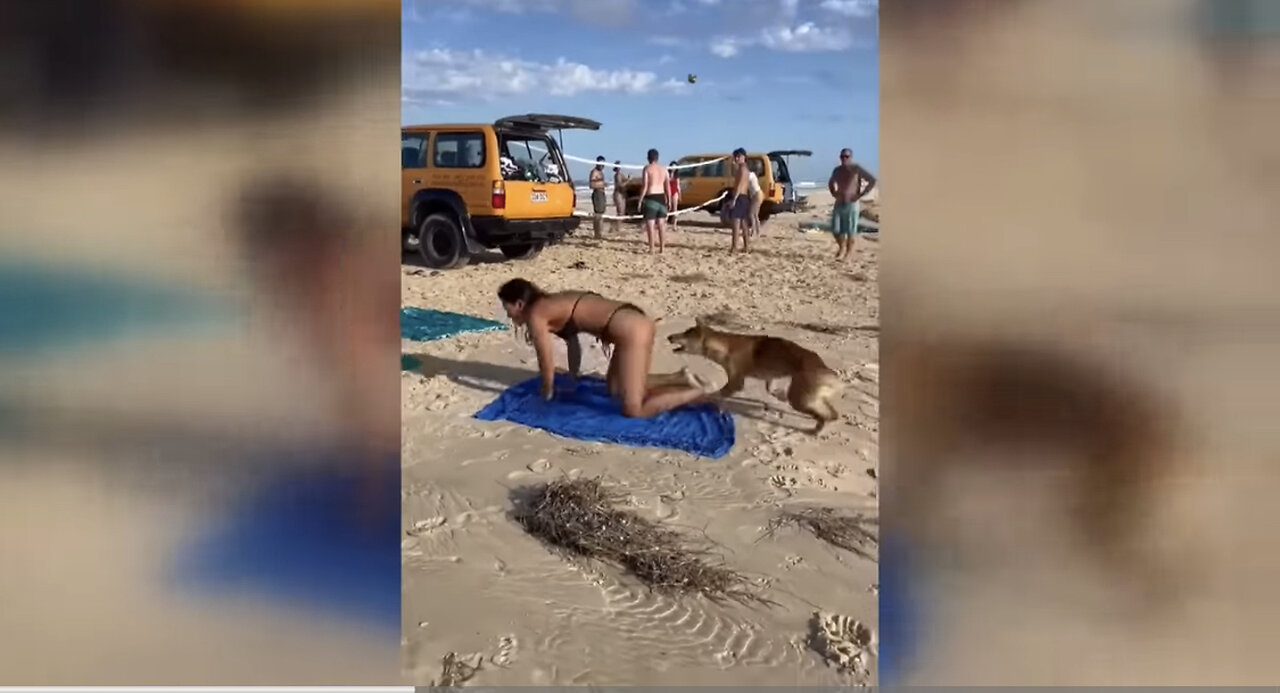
[730, 194, 751, 221]
[641, 194, 668, 220]
[591, 189, 607, 215]
[831, 201, 860, 237]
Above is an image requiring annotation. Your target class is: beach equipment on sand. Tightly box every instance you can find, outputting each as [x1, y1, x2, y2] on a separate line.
[476, 374, 735, 458]
[401, 306, 507, 342]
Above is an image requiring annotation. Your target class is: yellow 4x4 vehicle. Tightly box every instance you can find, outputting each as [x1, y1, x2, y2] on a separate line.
[401, 114, 600, 269]
[622, 149, 810, 222]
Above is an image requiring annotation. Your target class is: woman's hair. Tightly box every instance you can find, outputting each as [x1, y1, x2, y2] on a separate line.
[497, 277, 545, 307]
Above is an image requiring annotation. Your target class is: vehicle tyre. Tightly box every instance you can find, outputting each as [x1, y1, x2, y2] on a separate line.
[500, 243, 543, 260]
[417, 212, 470, 269]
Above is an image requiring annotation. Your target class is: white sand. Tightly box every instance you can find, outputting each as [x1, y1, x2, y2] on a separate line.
[401, 190, 880, 685]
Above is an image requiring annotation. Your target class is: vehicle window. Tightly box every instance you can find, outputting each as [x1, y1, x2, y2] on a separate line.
[402, 132, 427, 169]
[498, 135, 566, 183]
[748, 157, 766, 177]
[697, 159, 725, 178]
[676, 161, 700, 179]
[434, 132, 485, 169]
[769, 154, 793, 183]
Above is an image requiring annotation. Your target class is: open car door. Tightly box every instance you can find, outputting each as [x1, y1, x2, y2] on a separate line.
[766, 150, 813, 212]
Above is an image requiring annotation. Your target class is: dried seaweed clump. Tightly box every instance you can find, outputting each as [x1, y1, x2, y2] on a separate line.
[512, 477, 770, 605]
[766, 507, 879, 561]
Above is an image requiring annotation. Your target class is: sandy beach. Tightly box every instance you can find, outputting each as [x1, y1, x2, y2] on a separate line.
[401, 190, 880, 685]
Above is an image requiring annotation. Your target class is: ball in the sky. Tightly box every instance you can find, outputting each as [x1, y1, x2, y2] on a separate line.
[687, 73, 698, 84]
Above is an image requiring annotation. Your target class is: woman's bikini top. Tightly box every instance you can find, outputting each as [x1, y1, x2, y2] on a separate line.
[553, 291, 598, 339]
[553, 292, 642, 341]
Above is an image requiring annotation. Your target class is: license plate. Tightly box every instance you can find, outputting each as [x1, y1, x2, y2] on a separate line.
[530, 191, 548, 203]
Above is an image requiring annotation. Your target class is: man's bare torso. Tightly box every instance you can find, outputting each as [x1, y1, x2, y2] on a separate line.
[643, 163, 667, 195]
[831, 164, 865, 204]
[733, 161, 750, 196]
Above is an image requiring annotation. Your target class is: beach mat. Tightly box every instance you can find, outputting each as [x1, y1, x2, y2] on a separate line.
[475, 374, 735, 458]
[401, 307, 506, 342]
[173, 455, 400, 630]
[0, 261, 226, 355]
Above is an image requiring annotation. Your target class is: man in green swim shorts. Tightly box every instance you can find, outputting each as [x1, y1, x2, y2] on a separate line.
[827, 147, 877, 262]
[640, 147, 671, 253]
[590, 155, 608, 238]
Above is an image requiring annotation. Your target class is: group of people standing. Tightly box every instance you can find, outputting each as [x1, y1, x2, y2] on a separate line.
[586, 146, 876, 260]
[587, 150, 683, 254]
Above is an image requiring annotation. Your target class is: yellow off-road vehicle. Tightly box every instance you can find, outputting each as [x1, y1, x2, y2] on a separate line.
[401, 114, 600, 269]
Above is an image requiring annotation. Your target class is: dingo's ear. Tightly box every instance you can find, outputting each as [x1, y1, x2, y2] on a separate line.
[694, 315, 707, 329]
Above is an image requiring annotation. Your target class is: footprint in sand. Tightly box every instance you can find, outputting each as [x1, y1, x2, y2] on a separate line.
[490, 634, 519, 668]
[654, 492, 684, 520]
[769, 474, 797, 489]
[407, 516, 447, 536]
[808, 611, 876, 684]
[527, 458, 552, 473]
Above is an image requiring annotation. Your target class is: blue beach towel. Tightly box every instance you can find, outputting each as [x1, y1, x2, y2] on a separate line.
[172, 454, 400, 631]
[475, 374, 735, 458]
[400, 307, 506, 342]
[0, 261, 227, 356]
[878, 533, 922, 686]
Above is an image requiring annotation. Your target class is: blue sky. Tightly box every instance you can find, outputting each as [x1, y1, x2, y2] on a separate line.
[402, 0, 877, 185]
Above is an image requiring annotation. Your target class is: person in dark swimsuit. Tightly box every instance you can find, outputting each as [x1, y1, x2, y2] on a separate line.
[498, 278, 708, 417]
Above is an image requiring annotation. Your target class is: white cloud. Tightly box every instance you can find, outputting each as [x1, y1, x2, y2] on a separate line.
[819, 0, 877, 18]
[708, 21, 854, 57]
[402, 49, 687, 105]
[658, 54, 676, 64]
[760, 22, 854, 51]
[709, 38, 742, 58]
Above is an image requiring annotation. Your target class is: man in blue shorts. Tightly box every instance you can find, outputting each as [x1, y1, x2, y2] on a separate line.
[728, 147, 753, 253]
[827, 147, 877, 262]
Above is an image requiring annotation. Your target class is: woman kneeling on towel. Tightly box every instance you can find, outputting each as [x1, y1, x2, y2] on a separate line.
[498, 278, 709, 418]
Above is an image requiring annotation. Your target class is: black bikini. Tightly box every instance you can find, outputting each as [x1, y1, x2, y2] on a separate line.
[554, 291, 643, 342]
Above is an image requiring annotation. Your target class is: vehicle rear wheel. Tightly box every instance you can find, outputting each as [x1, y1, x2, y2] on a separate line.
[758, 208, 772, 223]
[499, 243, 543, 260]
[418, 212, 470, 269]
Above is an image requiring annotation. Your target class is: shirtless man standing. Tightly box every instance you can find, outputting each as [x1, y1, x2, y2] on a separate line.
[589, 155, 607, 239]
[640, 148, 671, 254]
[828, 147, 877, 262]
[727, 148, 752, 253]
